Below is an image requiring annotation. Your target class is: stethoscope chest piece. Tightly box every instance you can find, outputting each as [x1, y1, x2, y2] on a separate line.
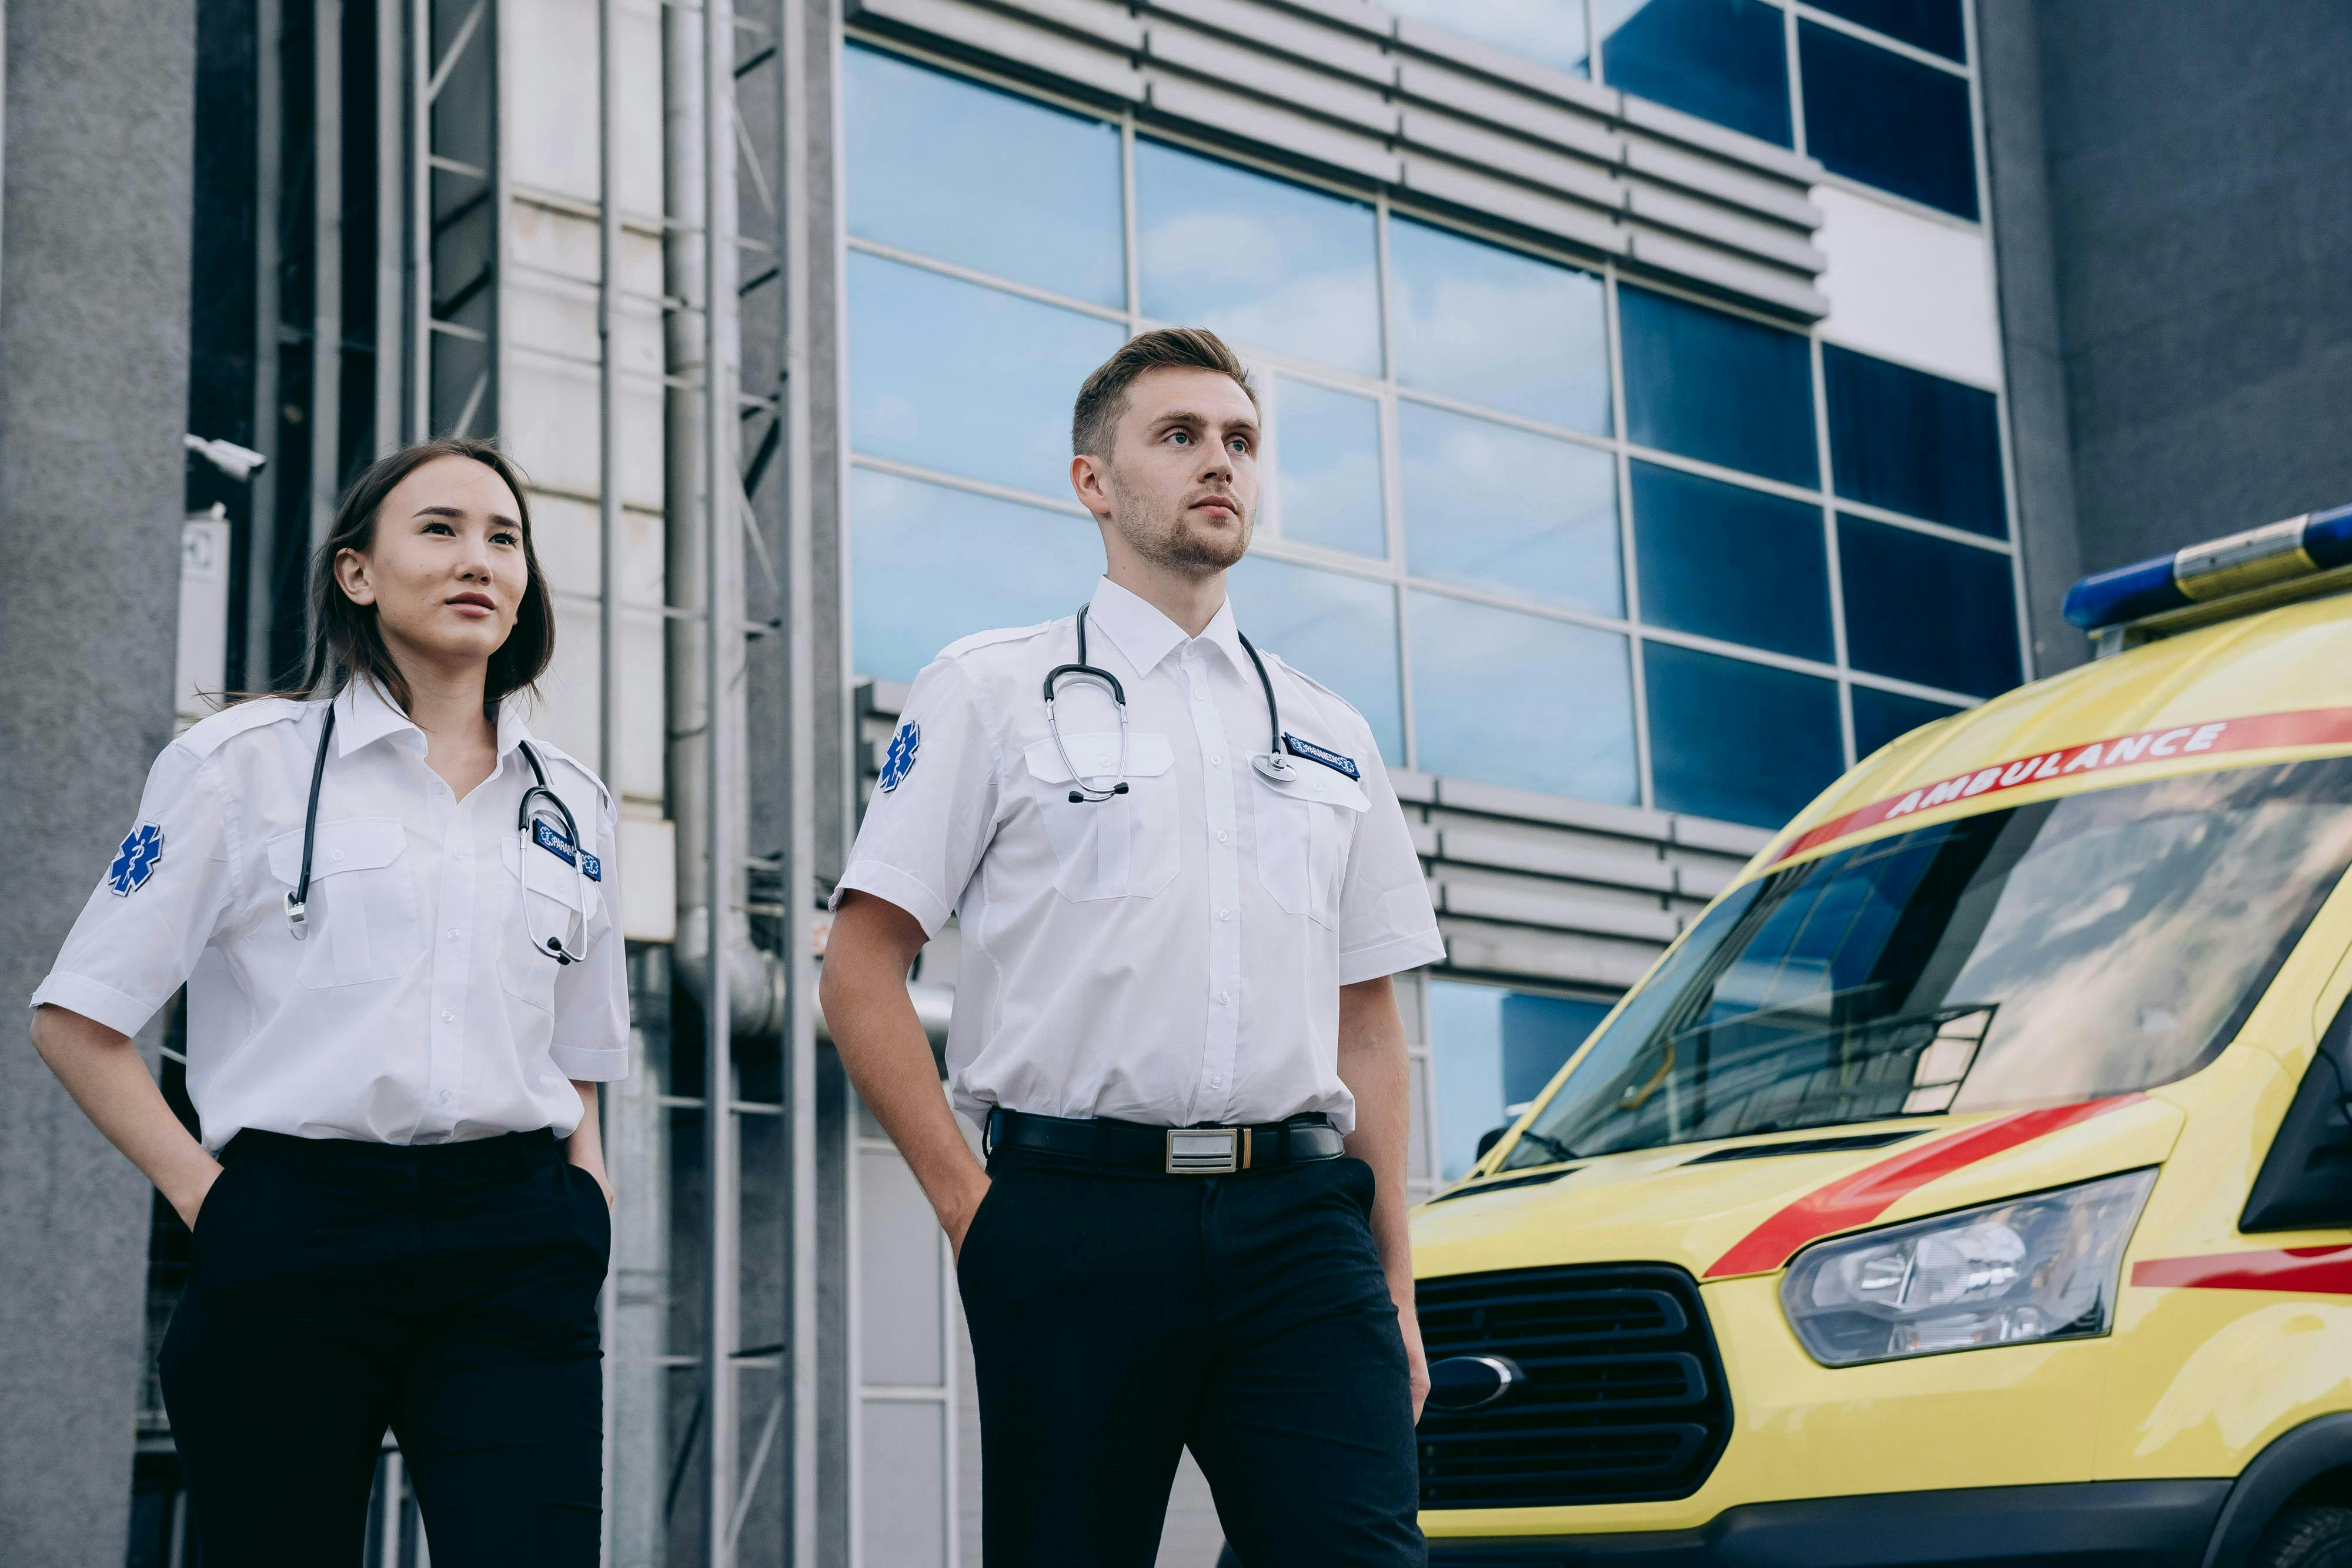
[1251, 753, 1299, 784]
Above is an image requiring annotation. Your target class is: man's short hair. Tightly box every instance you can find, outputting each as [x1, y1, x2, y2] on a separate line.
[1071, 327, 1258, 459]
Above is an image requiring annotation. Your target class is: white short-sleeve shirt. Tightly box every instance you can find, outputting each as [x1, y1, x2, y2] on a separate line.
[833, 576, 1444, 1135]
[30, 678, 631, 1152]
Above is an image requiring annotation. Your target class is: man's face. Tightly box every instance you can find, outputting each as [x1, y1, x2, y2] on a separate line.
[1087, 366, 1261, 575]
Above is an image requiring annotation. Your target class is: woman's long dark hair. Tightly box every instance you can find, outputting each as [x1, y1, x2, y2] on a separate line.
[283, 437, 555, 715]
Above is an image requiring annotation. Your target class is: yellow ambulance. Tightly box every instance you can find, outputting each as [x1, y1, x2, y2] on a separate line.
[1412, 504, 2352, 1568]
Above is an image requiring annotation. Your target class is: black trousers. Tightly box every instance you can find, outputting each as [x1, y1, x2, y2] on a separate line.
[957, 1150, 1425, 1568]
[158, 1126, 609, 1566]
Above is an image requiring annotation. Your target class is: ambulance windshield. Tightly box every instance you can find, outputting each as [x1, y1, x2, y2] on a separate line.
[1502, 757, 2352, 1168]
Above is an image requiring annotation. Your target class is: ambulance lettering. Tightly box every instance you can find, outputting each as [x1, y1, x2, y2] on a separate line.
[2183, 722, 2227, 751]
[2103, 734, 2156, 765]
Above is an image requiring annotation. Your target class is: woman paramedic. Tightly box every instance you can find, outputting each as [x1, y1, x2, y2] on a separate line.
[26, 437, 629, 1564]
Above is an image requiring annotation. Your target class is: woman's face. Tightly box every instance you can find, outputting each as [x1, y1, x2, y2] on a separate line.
[335, 455, 530, 674]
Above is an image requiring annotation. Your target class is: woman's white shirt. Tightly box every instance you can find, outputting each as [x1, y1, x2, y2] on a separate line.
[30, 679, 630, 1152]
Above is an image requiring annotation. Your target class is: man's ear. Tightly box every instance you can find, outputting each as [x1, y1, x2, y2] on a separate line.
[1069, 451, 1112, 521]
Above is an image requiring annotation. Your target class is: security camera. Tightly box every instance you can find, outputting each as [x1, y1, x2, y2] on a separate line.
[184, 433, 268, 483]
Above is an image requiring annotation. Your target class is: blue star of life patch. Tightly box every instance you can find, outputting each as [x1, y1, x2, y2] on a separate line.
[880, 721, 921, 793]
[108, 823, 164, 897]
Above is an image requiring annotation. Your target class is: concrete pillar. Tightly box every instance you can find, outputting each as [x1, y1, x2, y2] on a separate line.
[0, 0, 198, 1560]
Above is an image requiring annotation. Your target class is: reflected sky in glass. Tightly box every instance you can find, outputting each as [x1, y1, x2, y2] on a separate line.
[1597, 0, 1792, 148]
[850, 468, 1100, 684]
[1274, 379, 1384, 559]
[847, 252, 1125, 497]
[1384, 0, 1591, 76]
[1228, 554, 1402, 764]
[845, 46, 1124, 307]
[1399, 401, 1621, 618]
[1388, 218, 1609, 434]
[1135, 141, 1381, 377]
[1645, 641, 1842, 827]
[1409, 590, 1637, 802]
[1431, 982, 1611, 1180]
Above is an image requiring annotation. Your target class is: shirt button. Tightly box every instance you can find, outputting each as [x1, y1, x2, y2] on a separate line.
[1218, 991, 1231, 1005]
[1216, 830, 1229, 844]
[330, 848, 346, 862]
[1218, 908, 1231, 921]
[440, 1009, 454, 1023]
[439, 1091, 453, 1105]
[1210, 1074, 1224, 1088]
[446, 928, 460, 941]
[1209, 755, 1222, 767]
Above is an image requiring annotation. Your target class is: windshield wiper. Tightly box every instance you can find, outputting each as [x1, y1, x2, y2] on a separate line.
[1511, 1129, 1580, 1164]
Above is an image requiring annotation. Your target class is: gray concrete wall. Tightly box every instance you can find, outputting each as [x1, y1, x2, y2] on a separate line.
[2035, 0, 2352, 574]
[1975, 0, 2086, 677]
[0, 0, 197, 1560]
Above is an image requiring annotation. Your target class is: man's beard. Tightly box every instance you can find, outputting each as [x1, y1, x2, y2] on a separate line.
[1105, 469, 1251, 573]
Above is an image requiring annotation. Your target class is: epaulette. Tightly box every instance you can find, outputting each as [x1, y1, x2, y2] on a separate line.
[173, 697, 312, 759]
[938, 618, 1064, 663]
[524, 738, 617, 818]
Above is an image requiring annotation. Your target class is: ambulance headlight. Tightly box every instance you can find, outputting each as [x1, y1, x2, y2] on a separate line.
[1779, 1169, 2157, 1367]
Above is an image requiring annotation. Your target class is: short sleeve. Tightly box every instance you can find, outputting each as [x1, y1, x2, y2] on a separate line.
[550, 789, 630, 1082]
[830, 657, 1002, 937]
[30, 743, 241, 1038]
[1334, 731, 1444, 986]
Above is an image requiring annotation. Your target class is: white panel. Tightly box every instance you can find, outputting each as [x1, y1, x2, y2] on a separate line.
[1813, 184, 2003, 390]
[617, 813, 676, 943]
[503, 0, 601, 199]
[858, 1148, 948, 1386]
[861, 1400, 949, 1568]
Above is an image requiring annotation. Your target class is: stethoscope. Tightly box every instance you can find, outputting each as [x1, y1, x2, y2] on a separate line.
[285, 703, 590, 964]
[1043, 605, 1299, 804]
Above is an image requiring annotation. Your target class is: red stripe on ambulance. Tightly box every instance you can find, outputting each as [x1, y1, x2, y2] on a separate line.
[1703, 1096, 2144, 1280]
[2133, 1245, 2352, 1295]
[1772, 707, 2352, 865]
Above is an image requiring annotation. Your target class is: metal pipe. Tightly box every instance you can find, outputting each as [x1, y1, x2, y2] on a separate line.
[593, 4, 622, 1563]
[311, 0, 343, 563]
[701, 0, 740, 1556]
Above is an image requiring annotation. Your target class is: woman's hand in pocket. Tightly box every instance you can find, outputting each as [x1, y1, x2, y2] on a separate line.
[943, 1175, 991, 1261]
[180, 1162, 228, 1232]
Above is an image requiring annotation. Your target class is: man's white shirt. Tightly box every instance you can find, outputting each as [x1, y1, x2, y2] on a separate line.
[31, 677, 630, 1152]
[833, 576, 1444, 1135]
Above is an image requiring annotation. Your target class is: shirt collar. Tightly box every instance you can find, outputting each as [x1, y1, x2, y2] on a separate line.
[332, 676, 533, 763]
[1084, 576, 1250, 680]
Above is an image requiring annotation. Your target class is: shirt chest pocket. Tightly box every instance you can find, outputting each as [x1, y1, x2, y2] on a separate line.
[499, 830, 600, 1014]
[263, 818, 426, 988]
[1020, 732, 1181, 902]
[1251, 767, 1369, 928]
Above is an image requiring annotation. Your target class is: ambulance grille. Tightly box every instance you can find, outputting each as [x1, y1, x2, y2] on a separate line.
[1414, 1263, 1731, 1509]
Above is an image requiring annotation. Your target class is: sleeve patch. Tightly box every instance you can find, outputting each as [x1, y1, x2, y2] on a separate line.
[880, 721, 921, 792]
[107, 824, 165, 895]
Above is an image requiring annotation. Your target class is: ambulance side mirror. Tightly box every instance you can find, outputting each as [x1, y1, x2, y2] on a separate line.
[2243, 993, 2352, 1232]
[1475, 1125, 1509, 1162]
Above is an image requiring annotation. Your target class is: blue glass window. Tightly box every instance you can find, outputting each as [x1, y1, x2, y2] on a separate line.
[1431, 981, 1612, 1181]
[1799, 21, 1979, 219]
[1823, 345, 2006, 539]
[1621, 287, 1818, 489]
[1837, 516, 2022, 698]
[1229, 556, 1404, 764]
[1632, 462, 1831, 661]
[1387, 218, 1610, 434]
[1409, 591, 1638, 803]
[1645, 643, 1842, 827]
[1134, 141, 1381, 377]
[1851, 684, 1963, 758]
[1274, 379, 1384, 559]
[1806, 0, 1965, 61]
[1384, 0, 1591, 76]
[844, 48, 1124, 307]
[850, 469, 1099, 684]
[1599, 0, 1792, 148]
[847, 253, 1124, 497]
[1400, 402, 1621, 617]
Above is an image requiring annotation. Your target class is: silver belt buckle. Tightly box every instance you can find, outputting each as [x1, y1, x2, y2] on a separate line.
[1166, 1127, 1240, 1174]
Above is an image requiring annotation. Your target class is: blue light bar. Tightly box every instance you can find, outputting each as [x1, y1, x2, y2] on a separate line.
[2063, 503, 2352, 630]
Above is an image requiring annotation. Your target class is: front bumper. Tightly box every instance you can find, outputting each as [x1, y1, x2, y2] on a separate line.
[1424, 1480, 2230, 1567]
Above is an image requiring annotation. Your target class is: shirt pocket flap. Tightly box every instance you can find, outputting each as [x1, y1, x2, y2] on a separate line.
[1020, 732, 1176, 785]
[265, 817, 407, 885]
[501, 830, 590, 910]
[1255, 765, 1369, 813]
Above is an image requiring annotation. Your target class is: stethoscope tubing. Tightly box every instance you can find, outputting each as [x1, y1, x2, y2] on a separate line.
[1043, 605, 1295, 804]
[284, 696, 587, 964]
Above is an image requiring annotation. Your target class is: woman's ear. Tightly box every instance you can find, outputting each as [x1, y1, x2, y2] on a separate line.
[332, 546, 376, 606]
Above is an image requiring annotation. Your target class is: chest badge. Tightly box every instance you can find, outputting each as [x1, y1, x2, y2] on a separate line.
[880, 721, 921, 792]
[1281, 733, 1360, 781]
[533, 818, 602, 881]
[107, 823, 165, 896]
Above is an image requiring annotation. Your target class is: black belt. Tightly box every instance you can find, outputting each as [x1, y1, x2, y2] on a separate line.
[984, 1108, 1345, 1175]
